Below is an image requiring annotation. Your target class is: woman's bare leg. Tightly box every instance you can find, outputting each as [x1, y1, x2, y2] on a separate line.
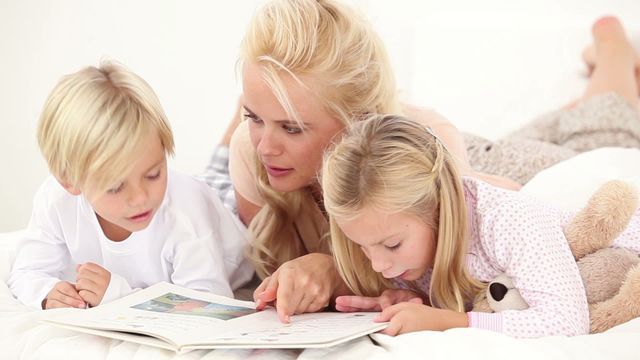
[581, 16, 638, 107]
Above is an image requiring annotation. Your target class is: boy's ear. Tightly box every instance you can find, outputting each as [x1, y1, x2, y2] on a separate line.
[57, 180, 81, 196]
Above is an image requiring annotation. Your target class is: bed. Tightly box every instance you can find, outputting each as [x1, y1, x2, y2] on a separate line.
[2, 147, 640, 360]
[3, 0, 640, 357]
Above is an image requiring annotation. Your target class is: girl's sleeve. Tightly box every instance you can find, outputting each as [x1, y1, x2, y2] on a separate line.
[467, 201, 589, 338]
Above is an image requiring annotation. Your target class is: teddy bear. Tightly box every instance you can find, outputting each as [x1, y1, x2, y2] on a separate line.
[472, 180, 640, 333]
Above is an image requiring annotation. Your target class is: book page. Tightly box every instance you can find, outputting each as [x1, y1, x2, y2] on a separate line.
[43, 282, 257, 347]
[43, 282, 387, 349]
[192, 310, 387, 347]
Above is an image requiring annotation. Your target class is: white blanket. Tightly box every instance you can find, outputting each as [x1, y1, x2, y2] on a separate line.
[2, 148, 640, 359]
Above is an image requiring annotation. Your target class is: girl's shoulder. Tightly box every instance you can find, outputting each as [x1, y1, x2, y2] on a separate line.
[463, 176, 568, 224]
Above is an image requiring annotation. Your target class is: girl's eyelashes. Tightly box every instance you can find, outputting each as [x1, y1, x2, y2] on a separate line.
[385, 242, 401, 251]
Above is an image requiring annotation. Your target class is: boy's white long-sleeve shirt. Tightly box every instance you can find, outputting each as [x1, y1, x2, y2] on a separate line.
[8, 170, 254, 309]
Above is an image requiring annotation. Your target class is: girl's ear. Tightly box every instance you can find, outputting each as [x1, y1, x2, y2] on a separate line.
[57, 180, 81, 196]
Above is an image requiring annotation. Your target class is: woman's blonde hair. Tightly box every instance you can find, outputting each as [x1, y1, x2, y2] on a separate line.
[37, 61, 174, 195]
[240, 0, 401, 277]
[322, 114, 482, 312]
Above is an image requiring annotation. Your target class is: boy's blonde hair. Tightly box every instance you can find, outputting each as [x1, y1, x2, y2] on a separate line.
[322, 114, 482, 312]
[240, 0, 401, 278]
[37, 61, 174, 195]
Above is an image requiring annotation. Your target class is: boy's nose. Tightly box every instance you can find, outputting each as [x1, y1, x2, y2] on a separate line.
[127, 187, 148, 207]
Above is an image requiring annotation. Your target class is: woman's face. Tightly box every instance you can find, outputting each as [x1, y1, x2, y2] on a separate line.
[243, 61, 345, 193]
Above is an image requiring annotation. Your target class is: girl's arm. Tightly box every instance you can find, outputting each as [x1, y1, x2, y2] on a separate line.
[468, 199, 589, 337]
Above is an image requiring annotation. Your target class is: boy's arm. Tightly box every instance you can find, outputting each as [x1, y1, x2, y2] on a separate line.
[165, 185, 254, 298]
[8, 184, 71, 309]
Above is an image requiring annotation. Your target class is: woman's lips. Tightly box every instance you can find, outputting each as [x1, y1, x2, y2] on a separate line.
[265, 165, 293, 177]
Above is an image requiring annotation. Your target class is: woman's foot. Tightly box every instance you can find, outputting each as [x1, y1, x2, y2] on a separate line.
[581, 16, 640, 91]
[579, 16, 639, 105]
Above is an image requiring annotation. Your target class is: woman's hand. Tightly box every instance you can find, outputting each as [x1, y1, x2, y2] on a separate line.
[334, 289, 423, 312]
[374, 302, 469, 336]
[253, 253, 346, 323]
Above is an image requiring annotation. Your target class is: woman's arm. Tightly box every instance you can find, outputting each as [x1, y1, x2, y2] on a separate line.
[236, 190, 262, 226]
[404, 104, 522, 190]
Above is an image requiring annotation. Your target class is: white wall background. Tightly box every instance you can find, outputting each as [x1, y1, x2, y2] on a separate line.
[1, 0, 639, 232]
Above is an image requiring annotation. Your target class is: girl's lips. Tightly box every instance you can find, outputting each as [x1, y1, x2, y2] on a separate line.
[128, 210, 151, 223]
[265, 165, 293, 177]
[384, 270, 407, 279]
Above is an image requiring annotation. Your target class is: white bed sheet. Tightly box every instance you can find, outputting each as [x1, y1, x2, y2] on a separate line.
[2, 147, 640, 360]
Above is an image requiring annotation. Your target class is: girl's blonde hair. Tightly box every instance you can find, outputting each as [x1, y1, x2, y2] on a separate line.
[240, 0, 401, 277]
[37, 61, 174, 196]
[322, 114, 482, 312]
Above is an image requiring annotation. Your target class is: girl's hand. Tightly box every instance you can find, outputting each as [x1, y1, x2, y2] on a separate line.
[76, 262, 111, 307]
[253, 253, 345, 323]
[42, 281, 86, 309]
[335, 289, 423, 312]
[374, 302, 469, 336]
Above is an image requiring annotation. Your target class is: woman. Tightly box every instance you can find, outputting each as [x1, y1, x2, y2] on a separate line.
[227, 0, 518, 322]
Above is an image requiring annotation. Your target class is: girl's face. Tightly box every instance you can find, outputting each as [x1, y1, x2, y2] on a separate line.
[242, 61, 345, 193]
[336, 207, 437, 281]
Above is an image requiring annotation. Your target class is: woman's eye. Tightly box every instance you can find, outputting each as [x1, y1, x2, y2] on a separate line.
[243, 113, 262, 124]
[283, 125, 302, 134]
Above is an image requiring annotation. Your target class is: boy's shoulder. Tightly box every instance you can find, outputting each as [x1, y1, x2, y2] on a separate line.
[166, 169, 219, 201]
[34, 176, 80, 210]
[163, 169, 226, 218]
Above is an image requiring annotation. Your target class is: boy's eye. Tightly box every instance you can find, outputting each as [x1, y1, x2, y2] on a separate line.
[107, 183, 124, 194]
[146, 170, 161, 180]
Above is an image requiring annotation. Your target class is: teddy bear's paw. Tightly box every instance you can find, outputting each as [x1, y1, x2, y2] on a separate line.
[589, 264, 640, 333]
[566, 180, 639, 259]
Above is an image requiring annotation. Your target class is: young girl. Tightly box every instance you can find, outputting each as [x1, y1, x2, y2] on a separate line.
[321, 114, 640, 338]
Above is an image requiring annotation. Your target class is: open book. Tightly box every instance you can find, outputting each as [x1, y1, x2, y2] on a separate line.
[42, 282, 387, 353]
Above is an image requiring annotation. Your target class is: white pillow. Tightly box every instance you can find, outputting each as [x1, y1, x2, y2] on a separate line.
[521, 147, 640, 212]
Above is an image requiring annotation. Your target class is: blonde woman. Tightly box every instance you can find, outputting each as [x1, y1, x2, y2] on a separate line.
[228, 0, 518, 322]
[322, 114, 640, 337]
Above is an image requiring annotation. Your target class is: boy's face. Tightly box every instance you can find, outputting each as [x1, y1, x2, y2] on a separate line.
[89, 132, 168, 241]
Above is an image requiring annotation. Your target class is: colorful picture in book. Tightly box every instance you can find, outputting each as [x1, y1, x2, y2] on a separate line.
[131, 293, 255, 320]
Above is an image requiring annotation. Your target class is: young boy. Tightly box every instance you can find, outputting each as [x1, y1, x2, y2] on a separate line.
[8, 62, 254, 309]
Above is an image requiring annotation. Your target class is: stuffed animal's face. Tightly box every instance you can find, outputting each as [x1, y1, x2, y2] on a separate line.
[473, 274, 529, 313]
